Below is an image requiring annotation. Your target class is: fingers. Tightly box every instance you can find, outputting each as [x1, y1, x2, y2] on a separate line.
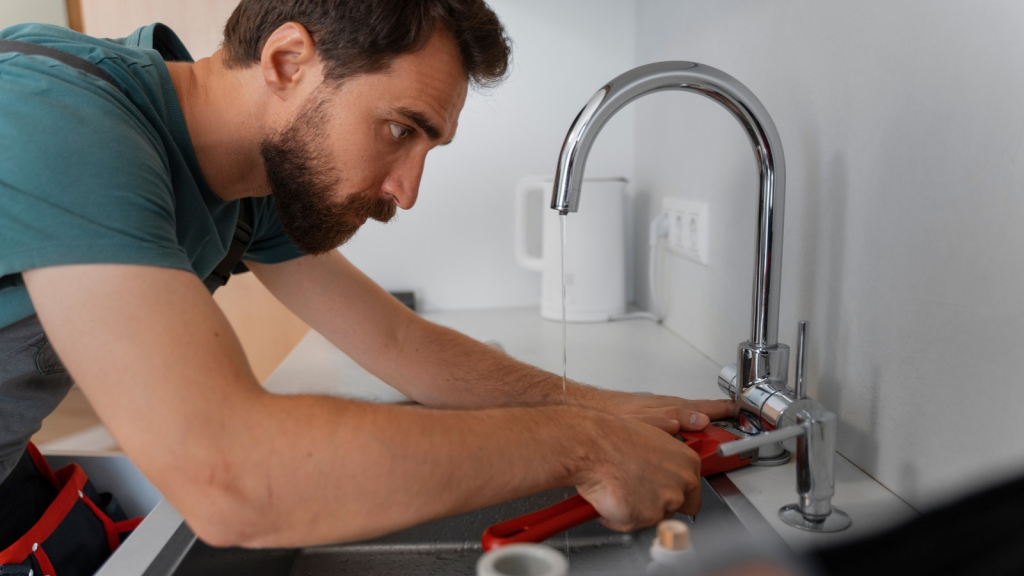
[656, 399, 738, 431]
[612, 395, 737, 431]
[580, 412, 705, 534]
[679, 473, 702, 516]
[593, 481, 699, 532]
[679, 398, 737, 421]
[624, 414, 681, 435]
[676, 410, 711, 431]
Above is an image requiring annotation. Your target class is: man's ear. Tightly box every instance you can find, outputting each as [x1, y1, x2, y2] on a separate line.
[260, 22, 323, 101]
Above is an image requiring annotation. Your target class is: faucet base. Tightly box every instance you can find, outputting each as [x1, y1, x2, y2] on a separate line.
[779, 504, 852, 533]
[712, 419, 791, 466]
[750, 443, 790, 467]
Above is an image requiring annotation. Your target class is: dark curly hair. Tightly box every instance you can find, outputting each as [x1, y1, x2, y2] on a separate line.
[222, 0, 511, 88]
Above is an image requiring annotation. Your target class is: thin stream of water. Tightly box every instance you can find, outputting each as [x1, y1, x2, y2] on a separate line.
[560, 213, 568, 405]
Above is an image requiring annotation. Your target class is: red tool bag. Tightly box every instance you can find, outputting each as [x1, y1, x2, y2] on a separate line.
[0, 443, 142, 576]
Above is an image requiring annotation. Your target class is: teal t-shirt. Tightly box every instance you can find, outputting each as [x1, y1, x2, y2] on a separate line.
[0, 23, 304, 329]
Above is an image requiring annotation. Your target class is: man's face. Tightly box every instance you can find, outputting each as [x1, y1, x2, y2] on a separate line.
[260, 29, 469, 255]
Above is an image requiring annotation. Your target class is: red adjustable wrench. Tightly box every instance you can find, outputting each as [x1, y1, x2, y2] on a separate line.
[481, 425, 753, 551]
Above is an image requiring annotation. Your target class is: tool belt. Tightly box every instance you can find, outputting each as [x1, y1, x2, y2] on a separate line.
[0, 443, 141, 575]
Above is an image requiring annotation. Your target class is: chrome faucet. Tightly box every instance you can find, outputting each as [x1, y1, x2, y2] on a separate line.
[551, 61, 789, 414]
[551, 62, 850, 532]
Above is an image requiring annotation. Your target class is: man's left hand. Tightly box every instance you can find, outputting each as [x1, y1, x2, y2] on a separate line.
[573, 387, 737, 434]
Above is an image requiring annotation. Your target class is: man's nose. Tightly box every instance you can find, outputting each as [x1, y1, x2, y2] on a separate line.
[380, 153, 425, 210]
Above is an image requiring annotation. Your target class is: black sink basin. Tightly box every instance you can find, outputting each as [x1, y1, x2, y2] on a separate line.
[155, 477, 762, 576]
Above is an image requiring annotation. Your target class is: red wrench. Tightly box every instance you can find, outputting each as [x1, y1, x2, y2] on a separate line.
[481, 426, 752, 551]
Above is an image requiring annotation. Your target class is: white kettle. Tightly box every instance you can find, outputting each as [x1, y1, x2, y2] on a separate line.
[514, 176, 628, 323]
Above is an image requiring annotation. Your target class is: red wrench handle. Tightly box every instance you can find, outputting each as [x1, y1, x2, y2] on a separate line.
[481, 494, 599, 551]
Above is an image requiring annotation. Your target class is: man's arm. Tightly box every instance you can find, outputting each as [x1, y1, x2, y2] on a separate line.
[24, 263, 702, 546]
[248, 252, 734, 431]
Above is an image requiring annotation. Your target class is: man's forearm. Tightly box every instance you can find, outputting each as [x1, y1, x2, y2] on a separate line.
[247, 255, 592, 410]
[191, 391, 603, 547]
[387, 317, 594, 409]
[386, 319, 735, 432]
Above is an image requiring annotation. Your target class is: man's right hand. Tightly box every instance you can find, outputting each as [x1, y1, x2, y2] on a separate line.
[570, 412, 702, 532]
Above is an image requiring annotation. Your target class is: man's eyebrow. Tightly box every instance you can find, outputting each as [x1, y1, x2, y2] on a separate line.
[393, 107, 446, 142]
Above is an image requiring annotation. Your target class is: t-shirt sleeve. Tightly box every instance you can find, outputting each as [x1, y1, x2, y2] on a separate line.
[243, 196, 305, 265]
[0, 53, 192, 279]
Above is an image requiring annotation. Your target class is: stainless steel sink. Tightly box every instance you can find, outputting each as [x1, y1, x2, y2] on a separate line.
[142, 476, 777, 576]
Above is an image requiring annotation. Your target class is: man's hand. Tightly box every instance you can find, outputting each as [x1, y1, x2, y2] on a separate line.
[571, 411, 704, 531]
[571, 386, 737, 435]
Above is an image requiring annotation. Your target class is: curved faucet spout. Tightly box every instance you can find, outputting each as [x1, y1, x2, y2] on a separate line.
[550, 61, 785, 349]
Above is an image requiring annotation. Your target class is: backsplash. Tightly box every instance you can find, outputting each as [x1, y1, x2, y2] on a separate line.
[632, 0, 1024, 510]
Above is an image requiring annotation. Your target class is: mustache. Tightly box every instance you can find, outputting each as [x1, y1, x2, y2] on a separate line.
[344, 190, 398, 223]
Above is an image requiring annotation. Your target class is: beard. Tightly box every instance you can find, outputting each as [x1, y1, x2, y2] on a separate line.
[260, 91, 397, 255]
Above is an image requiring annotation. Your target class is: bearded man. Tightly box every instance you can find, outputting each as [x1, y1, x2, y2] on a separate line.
[0, 1, 731, 572]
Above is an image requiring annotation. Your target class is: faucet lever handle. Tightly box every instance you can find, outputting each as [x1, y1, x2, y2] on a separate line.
[716, 424, 804, 458]
[795, 321, 808, 400]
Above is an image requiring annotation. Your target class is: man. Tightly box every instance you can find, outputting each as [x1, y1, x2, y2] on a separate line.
[0, 0, 733, 570]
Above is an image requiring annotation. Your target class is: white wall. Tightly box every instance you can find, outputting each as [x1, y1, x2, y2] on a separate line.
[341, 0, 637, 311]
[0, 0, 68, 29]
[633, 0, 1024, 510]
[77, 0, 237, 58]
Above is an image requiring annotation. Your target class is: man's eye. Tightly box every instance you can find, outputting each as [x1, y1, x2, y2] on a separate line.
[389, 124, 410, 140]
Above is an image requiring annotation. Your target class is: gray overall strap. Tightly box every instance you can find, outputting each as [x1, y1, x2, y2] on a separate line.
[203, 201, 254, 293]
[0, 41, 112, 485]
[0, 38, 254, 294]
[0, 39, 116, 87]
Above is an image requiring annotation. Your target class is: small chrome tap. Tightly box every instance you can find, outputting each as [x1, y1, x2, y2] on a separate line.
[718, 322, 852, 532]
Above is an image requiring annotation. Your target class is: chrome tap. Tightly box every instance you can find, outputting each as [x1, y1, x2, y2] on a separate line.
[551, 61, 788, 429]
[551, 62, 850, 532]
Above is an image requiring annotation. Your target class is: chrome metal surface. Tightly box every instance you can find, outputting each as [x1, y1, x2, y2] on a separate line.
[550, 61, 786, 352]
[795, 322, 807, 400]
[735, 343, 793, 432]
[758, 385, 796, 432]
[748, 444, 791, 467]
[717, 425, 804, 457]
[778, 505, 852, 533]
[147, 481, 766, 576]
[735, 377, 793, 433]
[777, 405, 849, 531]
[720, 324, 851, 533]
[550, 60, 812, 482]
[737, 343, 790, 395]
[712, 418, 789, 466]
[717, 364, 739, 400]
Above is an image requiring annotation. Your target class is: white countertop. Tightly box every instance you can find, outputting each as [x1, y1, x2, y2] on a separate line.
[264, 307, 917, 552]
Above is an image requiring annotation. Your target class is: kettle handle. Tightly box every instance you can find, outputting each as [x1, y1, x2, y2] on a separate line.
[514, 179, 548, 272]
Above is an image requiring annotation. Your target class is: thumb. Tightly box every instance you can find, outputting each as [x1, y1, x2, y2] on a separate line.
[677, 411, 710, 431]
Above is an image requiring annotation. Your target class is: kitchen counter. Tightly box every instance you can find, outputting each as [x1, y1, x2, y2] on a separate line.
[264, 307, 917, 552]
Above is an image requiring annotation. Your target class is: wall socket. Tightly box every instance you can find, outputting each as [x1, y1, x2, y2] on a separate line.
[662, 198, 709, 265]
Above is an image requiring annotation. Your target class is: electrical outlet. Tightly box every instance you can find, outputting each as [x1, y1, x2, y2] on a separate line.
[662, 198, 709, 265]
